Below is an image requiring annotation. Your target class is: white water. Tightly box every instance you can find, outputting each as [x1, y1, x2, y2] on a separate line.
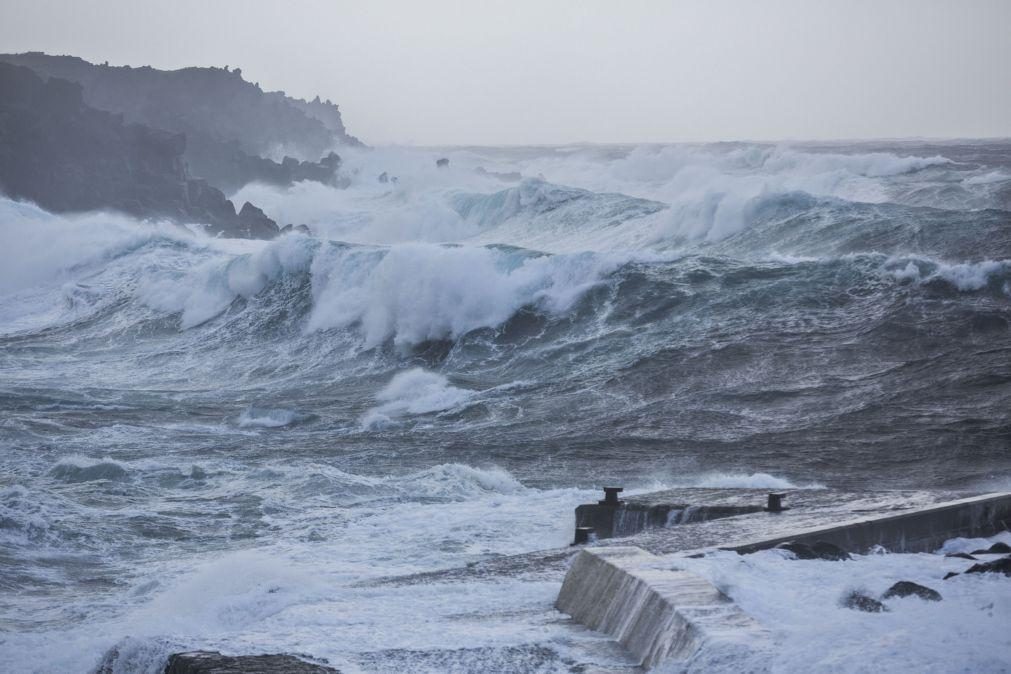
[670, 532, 1011, 673]
[2, 141, 1010, 673]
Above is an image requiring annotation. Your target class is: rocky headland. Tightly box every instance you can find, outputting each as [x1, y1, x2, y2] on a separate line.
[0, 53, 363, 237]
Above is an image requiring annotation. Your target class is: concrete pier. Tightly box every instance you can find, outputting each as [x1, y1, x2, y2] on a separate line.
[556, 490, 1011, 670]
[574, 487, 772, 540]
[556, 547, 769, 669]
[726, 491, 1011, 555]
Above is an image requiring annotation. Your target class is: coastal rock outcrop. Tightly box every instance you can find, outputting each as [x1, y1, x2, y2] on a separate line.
[0, 62, 279, 238]
[164, 651, 339, 673]
[0, 52, 362, 193]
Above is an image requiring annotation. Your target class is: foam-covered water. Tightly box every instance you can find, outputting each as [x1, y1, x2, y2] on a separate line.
[1, 141, 1010, 672]
[669, 532, 1011, 673]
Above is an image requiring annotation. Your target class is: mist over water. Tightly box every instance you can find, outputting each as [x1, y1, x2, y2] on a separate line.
[2, 141, 1011, 671]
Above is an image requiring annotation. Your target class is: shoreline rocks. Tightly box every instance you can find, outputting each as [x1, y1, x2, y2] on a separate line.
[841, 590, 888, 613]
[164, 651, 339, 673]
[882, 581, 942, 601]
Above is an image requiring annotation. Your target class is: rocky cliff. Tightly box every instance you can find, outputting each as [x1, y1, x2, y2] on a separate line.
[0, 52, 361, 192]
[0, 62, 279, 238]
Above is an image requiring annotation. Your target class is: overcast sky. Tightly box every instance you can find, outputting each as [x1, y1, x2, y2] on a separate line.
[1, 0, 1009, 145]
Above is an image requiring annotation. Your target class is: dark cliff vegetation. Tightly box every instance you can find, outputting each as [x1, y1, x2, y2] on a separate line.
[0, 52, 363, 237]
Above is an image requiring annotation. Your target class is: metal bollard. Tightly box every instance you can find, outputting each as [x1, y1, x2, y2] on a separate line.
[599, 486, 624, 506]
[766, 492, 787, 512]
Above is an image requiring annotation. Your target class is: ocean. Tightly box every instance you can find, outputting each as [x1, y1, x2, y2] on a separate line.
[1, 141, 1010, 672]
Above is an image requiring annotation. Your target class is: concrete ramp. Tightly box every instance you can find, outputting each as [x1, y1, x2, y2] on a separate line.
[555, 547, 769, 669]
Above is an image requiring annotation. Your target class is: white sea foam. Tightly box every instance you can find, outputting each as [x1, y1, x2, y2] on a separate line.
[224, 144, 975, 256]
[308, 242, 626, 347]
[670, 536, 1011, 673]
[237, 407, 305, 428]
[360, 368, 474, 428]
[137, 233, 314, 328]
[686, 472, 826, 490]
[884, 256, 1011, 291]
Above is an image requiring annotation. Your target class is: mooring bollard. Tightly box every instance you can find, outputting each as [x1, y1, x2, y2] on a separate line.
[599, 486, 624, 506]
[572, 526, 594, 545]
[766, 492, 787, 512]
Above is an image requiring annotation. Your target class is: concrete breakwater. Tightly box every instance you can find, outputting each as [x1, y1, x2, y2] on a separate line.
[574, 487, 768, 540]
[724, 491, 1011, 555]
[557, 491, 1011, 669]
[556, 546, 770, 669]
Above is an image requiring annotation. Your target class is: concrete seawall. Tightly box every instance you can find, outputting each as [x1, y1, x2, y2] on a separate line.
[727, 491, 1011, 555]
[556, 547, 769, 669]
[557, 491, 1011, 669]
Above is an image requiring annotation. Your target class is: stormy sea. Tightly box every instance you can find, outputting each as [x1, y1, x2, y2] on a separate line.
[2, 141, 1010, 672]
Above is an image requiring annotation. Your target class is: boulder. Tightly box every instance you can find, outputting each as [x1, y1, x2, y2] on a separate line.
[841, 590, 889, 613]
[811, 541, 851, 561]
[964, 555, 1011, 577]
[881, 581, 942, 601]
[970, 542, 1011, 555]
[776, 540, 850, 560]
[945, 552, 977, 561]
[436, 157, 449, 168]
[164, 651, 339, 673]
[776, 542, 816, 559]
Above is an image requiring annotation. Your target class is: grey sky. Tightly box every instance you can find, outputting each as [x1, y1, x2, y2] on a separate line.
[1, 0, 1009, 145]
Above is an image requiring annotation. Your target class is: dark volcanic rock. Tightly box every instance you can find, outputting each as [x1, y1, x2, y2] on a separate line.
[776, 540, 850, 560]
[882, 581, 942, 601]
[436, 157, 449, 168]
[970, 542, 1011, 555]
[0, 62, 278, 238]
[964, 555, 1011, 577]
[841, 590, 889, 613]
[943, 571, 961, 580]
[945, 552, 977, 561]
[235, 202, 280, 239]
[164, 651, 339, 673]
[776, 541, 818, 559]
[811, 541, 851, 561]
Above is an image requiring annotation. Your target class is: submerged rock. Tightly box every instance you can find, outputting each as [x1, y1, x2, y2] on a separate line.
[841, 590, 889, 613]
[164, 651, 339, 673]
[882, 581, 942, 601]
